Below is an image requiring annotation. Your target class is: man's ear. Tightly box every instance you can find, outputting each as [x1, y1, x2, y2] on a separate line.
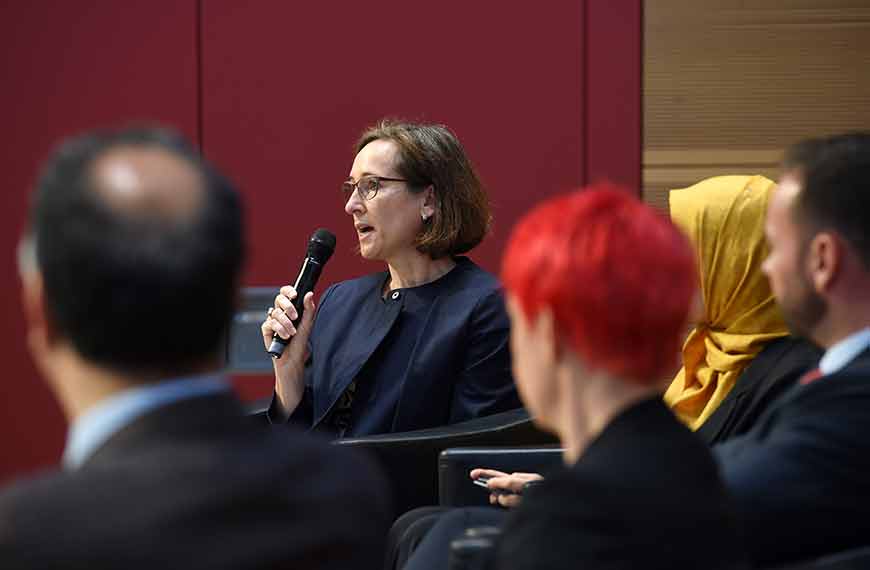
[807, 231, 841, 294]
[420, 185, 436, 221]
[20, 270, 56, 358]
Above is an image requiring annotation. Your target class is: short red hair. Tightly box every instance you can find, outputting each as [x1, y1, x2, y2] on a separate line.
[501, 184, 696, 383]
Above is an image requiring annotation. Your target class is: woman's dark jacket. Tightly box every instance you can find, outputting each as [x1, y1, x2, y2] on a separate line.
[269, 257, 520, 436]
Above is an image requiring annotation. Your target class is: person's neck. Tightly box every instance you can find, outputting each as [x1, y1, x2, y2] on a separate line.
[45, 345, 219, 423]
[554, 360, 659, 465]
[813, 295, 870, 350]
[386, 253, 456, 291]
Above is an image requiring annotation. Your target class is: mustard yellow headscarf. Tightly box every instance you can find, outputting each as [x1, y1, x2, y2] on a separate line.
[663, 175, 789, 430]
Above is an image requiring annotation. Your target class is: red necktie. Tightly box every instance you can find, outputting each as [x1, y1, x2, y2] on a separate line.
[799, 367, 823, 385]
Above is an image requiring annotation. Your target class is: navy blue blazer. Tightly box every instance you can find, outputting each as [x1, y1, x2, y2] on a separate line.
[278, 257, 520, 435]
[714, 347, 870, 566]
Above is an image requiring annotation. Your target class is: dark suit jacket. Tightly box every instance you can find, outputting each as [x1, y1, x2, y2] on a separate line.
[283, 257, 520, 434]
[715, 348, 870, 566]
[0, 392, 391, 569]
[697, 336, 821, 445]
[495, 398, 747, 570]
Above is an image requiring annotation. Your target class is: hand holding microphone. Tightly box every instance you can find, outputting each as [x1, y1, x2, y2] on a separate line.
[262, 229, 335, 417]
[264, 228, 336, 358]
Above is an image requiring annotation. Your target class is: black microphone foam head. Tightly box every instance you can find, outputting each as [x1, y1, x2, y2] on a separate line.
[307, 228, 336, 262]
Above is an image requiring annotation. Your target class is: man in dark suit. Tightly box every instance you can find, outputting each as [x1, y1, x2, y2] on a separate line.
[0, 127, 390, 569]
[713, 132, 870, 566]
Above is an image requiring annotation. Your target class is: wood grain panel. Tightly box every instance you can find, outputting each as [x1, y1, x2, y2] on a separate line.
[643, 0, 870, 206]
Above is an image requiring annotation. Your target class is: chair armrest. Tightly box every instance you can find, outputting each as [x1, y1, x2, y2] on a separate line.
[766, 544, 870, 569]
[438, 446, 563, 507]
[334, 408, 557, 516]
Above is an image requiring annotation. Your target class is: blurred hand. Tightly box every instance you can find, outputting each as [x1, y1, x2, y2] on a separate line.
[470, 468, 544, 509]
[261, 286, 316, 416]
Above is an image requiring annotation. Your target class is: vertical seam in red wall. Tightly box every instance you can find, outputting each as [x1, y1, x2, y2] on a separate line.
[637, 0, 645, 199]
[580, 0, 589, 187]
[196, 0, 205, 152]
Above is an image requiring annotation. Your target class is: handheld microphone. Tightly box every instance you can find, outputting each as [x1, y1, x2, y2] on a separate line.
[267, 228, 336, 358]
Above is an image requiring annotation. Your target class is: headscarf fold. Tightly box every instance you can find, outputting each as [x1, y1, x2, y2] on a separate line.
[664, 175, 789, 430]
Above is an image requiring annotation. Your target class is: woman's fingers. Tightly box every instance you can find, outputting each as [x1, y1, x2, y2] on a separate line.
[496, 493, 523, 509]
[261, 286, 304, 347]
[297, 292, 316, 334]
[469, 468, 508, 480]
[487, 475, 526, 495]
[275, 288, 299, 321]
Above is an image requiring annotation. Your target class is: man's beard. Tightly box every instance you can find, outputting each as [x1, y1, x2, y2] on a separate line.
[781, 274, 826, 340]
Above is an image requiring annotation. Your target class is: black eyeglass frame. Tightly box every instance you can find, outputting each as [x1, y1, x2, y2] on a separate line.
[342, 175, 408, 201]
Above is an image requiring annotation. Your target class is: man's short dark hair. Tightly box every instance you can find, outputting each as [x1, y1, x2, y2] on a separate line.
[27, 127, 245, 376]
[783, 132, 870, 269]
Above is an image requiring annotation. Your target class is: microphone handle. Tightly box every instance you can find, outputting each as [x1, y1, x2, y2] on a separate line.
[267, 256, 324, 358]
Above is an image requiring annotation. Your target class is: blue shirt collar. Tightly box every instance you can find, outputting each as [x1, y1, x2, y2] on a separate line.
[63, 374, 230, 470]
[819, 327, 870, 376]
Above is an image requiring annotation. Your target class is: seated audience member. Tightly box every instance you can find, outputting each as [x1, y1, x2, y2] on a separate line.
[714, 132, 870, 565]
[665, 175, 821, 444]
[386, 175, 820, 567]
[263, 120, 520, 437]
[0, 128, 390, 569]
[403, 185, 747, 570]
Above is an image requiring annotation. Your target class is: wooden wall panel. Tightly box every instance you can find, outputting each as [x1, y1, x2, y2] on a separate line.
[643, 0, 870, 210]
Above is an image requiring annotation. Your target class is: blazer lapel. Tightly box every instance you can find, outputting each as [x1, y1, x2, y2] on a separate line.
[312, 283, 403, 428]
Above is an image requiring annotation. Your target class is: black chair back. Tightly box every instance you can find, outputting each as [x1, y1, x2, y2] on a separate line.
[335, 408, 558, 517]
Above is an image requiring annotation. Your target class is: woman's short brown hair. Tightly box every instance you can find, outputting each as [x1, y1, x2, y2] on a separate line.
[356, 119, 491, 259]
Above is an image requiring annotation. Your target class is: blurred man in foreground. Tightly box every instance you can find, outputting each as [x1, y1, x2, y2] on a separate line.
[0, 127, 390, 569]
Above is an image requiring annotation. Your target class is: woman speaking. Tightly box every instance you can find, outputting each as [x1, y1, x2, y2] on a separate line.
[262, 120, 520, 437]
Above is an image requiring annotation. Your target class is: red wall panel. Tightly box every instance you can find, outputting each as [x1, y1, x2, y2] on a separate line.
[0, 1, 199, 481]
[201, 1, 587, 399]
[585, 1, 643, 189]
[201, 0, 586, 284]
[202, 0, 641, 401]
[0, 0, 641, 476]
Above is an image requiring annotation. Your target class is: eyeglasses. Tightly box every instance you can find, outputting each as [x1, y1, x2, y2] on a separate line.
[342, 175, 407, 201]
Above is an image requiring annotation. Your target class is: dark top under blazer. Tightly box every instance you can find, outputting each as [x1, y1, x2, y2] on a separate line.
[714, 348, 870, 566]
[276, 257, 520, 435]
[496, 398, 747, 570]
[0, 392, 391, 570]
[697, 336, 821, 445]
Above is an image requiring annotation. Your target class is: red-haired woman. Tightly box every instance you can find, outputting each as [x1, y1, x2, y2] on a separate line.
[399, 185, 746, 570]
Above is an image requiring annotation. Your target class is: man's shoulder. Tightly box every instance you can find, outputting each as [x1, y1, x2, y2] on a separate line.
[715, 350, 870, 460]
[0, 468, 74, 513]
[1, 426, 383, 505]
[0, 429, 391, 568]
